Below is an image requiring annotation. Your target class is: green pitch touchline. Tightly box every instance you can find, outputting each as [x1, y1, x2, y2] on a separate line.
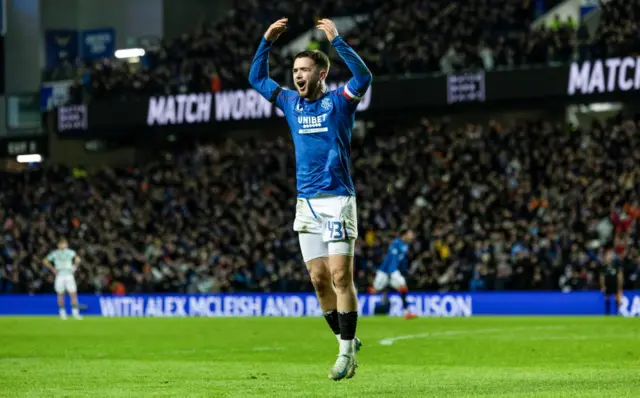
[379, 326, 567, 345]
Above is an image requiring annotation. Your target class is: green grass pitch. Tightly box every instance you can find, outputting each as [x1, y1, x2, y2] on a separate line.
[0, 316, 638, 397]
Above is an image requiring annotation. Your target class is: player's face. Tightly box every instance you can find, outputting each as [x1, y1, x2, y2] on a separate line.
[292, 57, 324, 99]
[58, 241, 68, 250]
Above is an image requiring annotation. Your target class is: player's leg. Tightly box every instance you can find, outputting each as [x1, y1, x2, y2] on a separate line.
[66, 276, 82, 320]
[325, 195, 361, 380]
[327, 241, 358, 380]
[390, 271, 417, 319]
[301, 196, 360, 380]
[299, 234, 340, 337]
[370, 271, 394, 315]
[54, 277, 67, 319]
[57, 294, 67, 319]
[299, 233, 362, 349]
[605, 282, 619, 315]
[325, 196, 359, 326]
[69, 292, 82, 320]
[371, 270, 390, 293]
[329, 251, 358, 338]
[614, 291, 622, 316]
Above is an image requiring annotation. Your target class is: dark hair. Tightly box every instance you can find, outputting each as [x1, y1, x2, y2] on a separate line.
[293, 50, 331, 73]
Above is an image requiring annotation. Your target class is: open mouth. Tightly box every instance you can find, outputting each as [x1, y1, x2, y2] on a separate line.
[296, 81, 307, 91]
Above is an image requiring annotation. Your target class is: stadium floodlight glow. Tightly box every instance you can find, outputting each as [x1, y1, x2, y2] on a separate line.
[16, 154, 42, 163]
[114, 48, 146, 59]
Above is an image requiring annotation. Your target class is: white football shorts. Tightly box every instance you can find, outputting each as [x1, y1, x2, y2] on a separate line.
[294, 195, 358, 262]
[54, 274, 77, 294]
[373, 270, 407, 291]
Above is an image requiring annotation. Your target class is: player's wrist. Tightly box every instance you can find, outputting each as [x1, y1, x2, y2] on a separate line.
[262, 34, 277, 44]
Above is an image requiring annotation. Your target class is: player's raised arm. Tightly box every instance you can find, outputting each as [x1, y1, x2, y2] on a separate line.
[248, 18, 288, 104]
[317, 19, 372, 102]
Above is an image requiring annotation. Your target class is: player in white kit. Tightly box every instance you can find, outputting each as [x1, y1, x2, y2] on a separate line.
[43, 238, 82, 320]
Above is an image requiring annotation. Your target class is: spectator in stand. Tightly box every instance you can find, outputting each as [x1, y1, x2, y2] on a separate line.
[590, 0, 640, 59]
[46, 0, 640, 100]
[2, 114, 640, 294]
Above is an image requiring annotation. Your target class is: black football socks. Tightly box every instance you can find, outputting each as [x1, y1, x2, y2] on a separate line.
[338, 311, 358, 341]
[323, 310, 341, 335]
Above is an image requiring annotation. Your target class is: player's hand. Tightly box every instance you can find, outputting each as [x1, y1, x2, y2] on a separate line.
[264, 18, 288, 42]
[317, 18, 338, 42]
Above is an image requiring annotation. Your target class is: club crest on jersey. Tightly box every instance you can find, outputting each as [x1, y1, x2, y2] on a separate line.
[295, 103, 304, 112]
[320, 97, 333, 111]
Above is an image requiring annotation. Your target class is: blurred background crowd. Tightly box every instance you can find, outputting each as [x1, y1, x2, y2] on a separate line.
[3, 0, 640, 295]
[44, 0, 640, 100]
[2, 113, 640, 295]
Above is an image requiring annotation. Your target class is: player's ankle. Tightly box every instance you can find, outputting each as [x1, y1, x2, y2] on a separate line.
[323, 310, 341, 336]
[338, 311, 358, 335]
[339, 339, 355, 355]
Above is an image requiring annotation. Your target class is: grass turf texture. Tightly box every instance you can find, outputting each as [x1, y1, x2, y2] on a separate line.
[0, 316, 638, 397]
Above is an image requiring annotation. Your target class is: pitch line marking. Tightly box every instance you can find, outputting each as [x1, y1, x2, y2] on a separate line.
[379, 326, 566, 346]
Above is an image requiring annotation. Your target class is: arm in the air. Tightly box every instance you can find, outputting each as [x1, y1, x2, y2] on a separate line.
[331, 36, 372, 101]
[248, 38, 283, 105]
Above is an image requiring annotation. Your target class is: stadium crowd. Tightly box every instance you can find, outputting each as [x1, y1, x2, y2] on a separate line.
[45, 0, 639, 100]
[2, 113, 640, 295]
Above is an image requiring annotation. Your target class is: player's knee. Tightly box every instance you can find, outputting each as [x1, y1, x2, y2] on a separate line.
[309, 271, 332, 296]
[331, 267, 353, 292]
[398, 285, 408, 294]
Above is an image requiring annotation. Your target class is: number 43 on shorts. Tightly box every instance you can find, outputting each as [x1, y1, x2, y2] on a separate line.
[325, 220, 348, 241]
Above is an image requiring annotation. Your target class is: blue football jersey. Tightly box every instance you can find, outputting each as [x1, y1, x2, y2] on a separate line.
[378, 238, 409, 274]
[249, 36, 372, 199]
[274, 87, 358, 197]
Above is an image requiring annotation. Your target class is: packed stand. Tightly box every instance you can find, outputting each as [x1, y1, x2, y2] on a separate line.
[52, 0, 585, 100]
[332, 0, 577, 78]
[3, 113, 640, 294]
[585, 0, 640, 60]
[68, 0, 378, 100]
[50, 0, 640, 99]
